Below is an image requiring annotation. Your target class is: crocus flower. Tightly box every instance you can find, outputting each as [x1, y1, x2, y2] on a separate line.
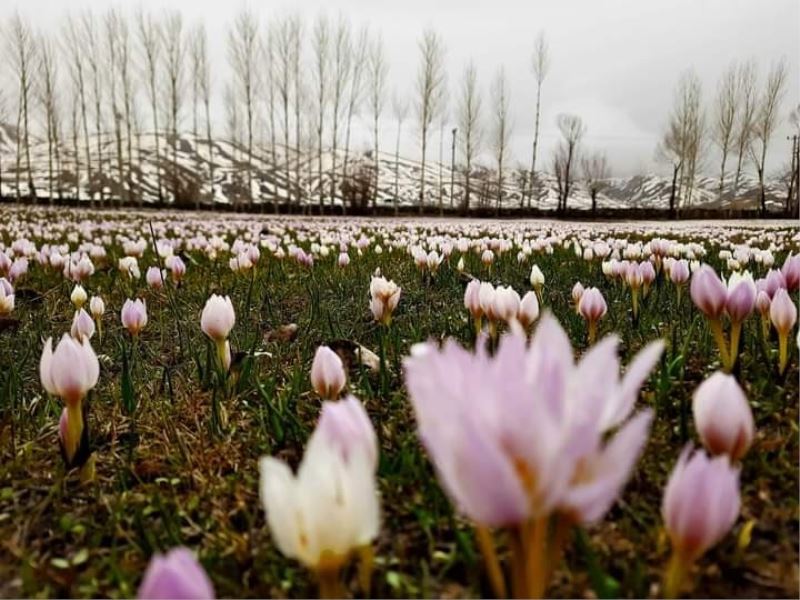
[770, 288, 797, 374]
[571, 282, 584, 312]
[89, 296, 105, 319]
[690, 265, 731, 368]
[669, 259, 690, 287]
[490, 286, 521, 325]
[404, 315, 662, 597]
[71, 308, 96, 341]
[464, 279, 483, 333]
[781, 253, 800, 292]
[369, 276, 401, 326]
[338, 252, 350, 267]
[0, 281, 14, 315]
[763, 268, 787, 298]
[138, 547, 215, 600]
[578, 287, 607, 343]
[259, 395, 379, 592]
[662, 447, 740, 598]
[518, 291, 540, 329]
[40, 334, 99, 466]
[690, 265, 727, 320]
[146, 266, 165, 289]
[692, 372, 754, 461]
[71, 284, 88, 309]
[169, 256, 186, 283]
[201, 295, 236, 342]
[121, 299, 148, 337]
[725, 272, 756, 368]
[529, 264, 545, 294]
[311, 345, 346, 400]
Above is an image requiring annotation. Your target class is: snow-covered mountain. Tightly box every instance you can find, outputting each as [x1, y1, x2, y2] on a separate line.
[0, 128, 788, 211]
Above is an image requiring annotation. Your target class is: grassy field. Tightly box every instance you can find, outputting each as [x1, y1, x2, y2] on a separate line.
[0, 207, 797, 599]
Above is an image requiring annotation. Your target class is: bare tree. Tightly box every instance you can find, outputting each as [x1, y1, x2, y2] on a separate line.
[7, 12, 37, 201]
[272, 14, 296, 211]
[492, 68, 511, 215]
[192, 23, 214, 207]
[788, 103, 800, 214]
[732, 61, 757, 197]
[581, 151, 611, 214]
[677, 71, 705, 207]
[750, 58, 788, 215]
[457, 61, 482, 213]
[113, 12, 136, 205]
[368, 33, 388, 212]
[136, 9, 163, 203]
[527, 31, 550, 208]
[656, 70, 704, 214]
[104, 8, 126, 204]
[312, 14, 330, 211]
[64, 14, 93, 202]
[554, 114, 585, 212]
[415, 28, 446, 213]
[0, 91, 7, 197]
[391, 92, 408, 215]
[342, 25, 368, 193]
[162, 11, 186, 204]
[81, 11, 105, 204]
[264, 27, 278, 175]
[329, 16, 352, 212]
[228, 7, 260, 206]
[713, 62, 738, 199]
[39, 33, 62, 203]
[291, 15, 304, 211]
[437, 110, 448, 214]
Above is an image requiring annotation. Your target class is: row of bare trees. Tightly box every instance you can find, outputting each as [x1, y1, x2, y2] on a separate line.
[1, 8, 792, 213]
[658, 59, 791, 215]
[0, 8, 571, 213]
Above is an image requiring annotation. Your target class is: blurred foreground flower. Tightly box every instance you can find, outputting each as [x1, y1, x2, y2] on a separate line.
[259, 395, 379, 597]
[403, 313, 663, 597]
[138, 547, 215, 600]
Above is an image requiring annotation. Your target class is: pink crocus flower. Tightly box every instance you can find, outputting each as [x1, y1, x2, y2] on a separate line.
[403, 313, 663, 528]
[690, 265, 727, 320]
[692, 372, 754, 461]
[138, 547, 215, 600]
[121, 299, 148, 336]
[781, 253, 800, 292]
[662, 446, 740, 593]
[310, 345, 346, 400]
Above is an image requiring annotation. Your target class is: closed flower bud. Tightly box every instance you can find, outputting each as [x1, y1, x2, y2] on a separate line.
[692, 372, 754, 461]
[310, 345, 346, 400]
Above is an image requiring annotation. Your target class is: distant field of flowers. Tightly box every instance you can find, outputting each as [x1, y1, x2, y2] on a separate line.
[0, 206, 797, 599]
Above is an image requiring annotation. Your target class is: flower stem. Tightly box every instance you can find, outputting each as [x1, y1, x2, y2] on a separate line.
[778, 332, 789, 375]
[729, 321, 742, 370]
[317, 566, 344, 599]
[525, 516, 549, 599]
[663, 551, 689, 599]
[475, 525, 507, 598]
[709, 318, 731, 371]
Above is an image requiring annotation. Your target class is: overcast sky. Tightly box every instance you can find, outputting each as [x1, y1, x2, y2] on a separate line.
[3, 0, 798, 176]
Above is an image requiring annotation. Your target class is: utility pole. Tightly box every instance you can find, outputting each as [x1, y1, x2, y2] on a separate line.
[450, 127, 457, 211]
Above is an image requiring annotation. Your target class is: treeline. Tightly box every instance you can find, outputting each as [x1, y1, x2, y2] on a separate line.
[658, 62, 798, 215]
[0, 8, 797, 215]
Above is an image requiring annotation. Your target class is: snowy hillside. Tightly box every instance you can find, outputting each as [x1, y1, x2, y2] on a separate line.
[0, 128, 787, 211]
